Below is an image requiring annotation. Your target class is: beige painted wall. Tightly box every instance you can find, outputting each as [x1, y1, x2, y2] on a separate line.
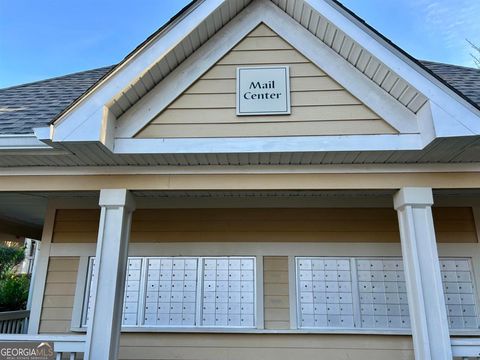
[136, 24, 396, 138]
[118, 333, 413, 360]
[39, 257, 78, 334]
[264, 256, 290, 329]
[4, 172, 480, 191]
[51, 207, 478, 244]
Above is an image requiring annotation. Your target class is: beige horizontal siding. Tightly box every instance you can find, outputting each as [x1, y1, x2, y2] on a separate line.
[118, 333, 413, 360]
[52, 208, 478, 244]
[148, 106, 380, 124]
[264, 256, 290, 330]
[182, 77, 343, 94]
[39, 257, 78, 334]
[136, 24, 396, 139]
[203, 63, 325, 79]
[139, 120, 395, 138]
[169, 91, 360, 109]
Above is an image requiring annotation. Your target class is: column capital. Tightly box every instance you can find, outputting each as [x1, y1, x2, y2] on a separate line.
[393, 187, 433, 210]
[99, 189, 136, 211]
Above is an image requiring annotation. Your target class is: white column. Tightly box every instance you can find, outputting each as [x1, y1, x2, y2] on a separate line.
[393, 187, 452, 360]
[84, 189, 135, 360]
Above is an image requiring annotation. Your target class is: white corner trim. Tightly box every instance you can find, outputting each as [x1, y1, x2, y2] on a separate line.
[50, 0, 228, 143]
[260, 0, 418, 134]
[307, 0, 480, 133]
[27, 202, 56, 334]
[116, 1, 264, 138]
[114, 133, 424, 154]
[288, 256, 297, 330]
[256, 255, 265, 330]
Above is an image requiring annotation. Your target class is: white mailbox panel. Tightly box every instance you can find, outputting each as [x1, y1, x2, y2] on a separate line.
[297, 258, 355, 329]
[357, 258, 409, 329]
[296, 256, 479, 331]
[143, 257, 198, 327]
[201, 257, 256, 328]
[439, 259, 480, 330]
[82, 257, 144, 327]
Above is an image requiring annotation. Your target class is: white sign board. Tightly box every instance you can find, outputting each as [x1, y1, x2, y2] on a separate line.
[236, 66, 291, 116]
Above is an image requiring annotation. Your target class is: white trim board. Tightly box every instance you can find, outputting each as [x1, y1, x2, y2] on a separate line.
[0, 163, 480, 176]
[114, 134, 424, 154]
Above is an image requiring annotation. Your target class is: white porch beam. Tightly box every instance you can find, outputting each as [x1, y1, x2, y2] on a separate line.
[84, 189, 135, 360]
[393, 187, 452, 360]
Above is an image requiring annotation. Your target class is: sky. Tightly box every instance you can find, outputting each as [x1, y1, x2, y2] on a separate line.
[0, 0, 479, 88]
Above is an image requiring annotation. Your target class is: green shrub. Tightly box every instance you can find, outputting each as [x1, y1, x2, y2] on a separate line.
[0, 273, 30, 311]
[0, 246, 25, 278]
[0, 245, 29, 311]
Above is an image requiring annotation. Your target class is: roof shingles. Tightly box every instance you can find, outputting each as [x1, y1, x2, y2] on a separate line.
[421, 61, 480, 106]
[0, 62, 478, 135]
[0, 66, 113, 134]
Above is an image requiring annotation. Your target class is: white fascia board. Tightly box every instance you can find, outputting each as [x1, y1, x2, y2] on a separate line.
[117, 0, 419, 138]
[114, 134, 424, 154]
[306, 0, 480, 135]
[50, 0, 228, 144]
[0, 134, 53, 151]
[1, 162, 480, 176]
[116, 1, 265, 137]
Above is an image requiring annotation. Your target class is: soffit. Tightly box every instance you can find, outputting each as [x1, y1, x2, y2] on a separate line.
[0, 136, 479, 167]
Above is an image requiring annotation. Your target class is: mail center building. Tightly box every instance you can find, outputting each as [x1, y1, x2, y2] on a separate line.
[1, 0, 480, 359]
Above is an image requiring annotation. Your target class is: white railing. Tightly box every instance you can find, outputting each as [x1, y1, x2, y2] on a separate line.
[0, 310, 29, 334]
[0, 334, 85, 359]
[452, 338, 480, 359]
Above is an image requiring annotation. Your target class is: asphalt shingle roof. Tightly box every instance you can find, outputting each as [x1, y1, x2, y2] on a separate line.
[0, 61, 478, 135]
[0, 66, 113, 134]
[421, 61, 480, 106]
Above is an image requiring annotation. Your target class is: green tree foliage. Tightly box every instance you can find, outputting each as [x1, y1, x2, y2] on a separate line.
[0, 245, 29, 311]
[0, 246, 24, 278]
